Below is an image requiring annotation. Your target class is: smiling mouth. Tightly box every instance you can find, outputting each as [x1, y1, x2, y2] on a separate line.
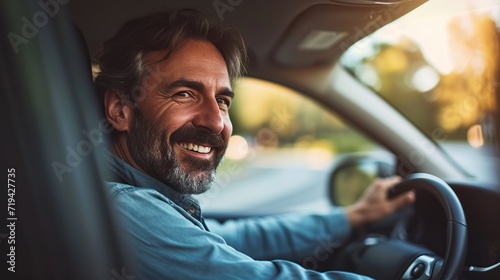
[179, 142, 212, 154]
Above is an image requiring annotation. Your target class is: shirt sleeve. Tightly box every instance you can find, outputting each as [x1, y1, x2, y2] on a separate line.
[110, 186, 371, 280]
[205, 209, 352, 262]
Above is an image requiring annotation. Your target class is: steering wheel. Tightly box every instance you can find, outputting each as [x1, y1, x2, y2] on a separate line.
[334, 173, 467, 280]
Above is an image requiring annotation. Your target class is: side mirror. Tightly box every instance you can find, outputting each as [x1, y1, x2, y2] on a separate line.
[328, 152, 395, 206]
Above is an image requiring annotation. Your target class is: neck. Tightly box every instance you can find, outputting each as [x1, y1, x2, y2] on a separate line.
[111, 137, 145, 173]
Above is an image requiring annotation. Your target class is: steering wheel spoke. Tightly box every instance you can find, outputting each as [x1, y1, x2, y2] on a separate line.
[401, 255, 442, 280]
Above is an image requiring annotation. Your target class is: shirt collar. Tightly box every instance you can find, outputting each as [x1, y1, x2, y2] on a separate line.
[104, 150, 203, 221]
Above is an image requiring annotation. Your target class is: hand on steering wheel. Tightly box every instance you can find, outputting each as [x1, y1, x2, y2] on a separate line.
[345, 176, 416, 228]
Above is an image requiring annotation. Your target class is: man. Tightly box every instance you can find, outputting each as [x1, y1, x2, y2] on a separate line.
[94, 8, 415, 279]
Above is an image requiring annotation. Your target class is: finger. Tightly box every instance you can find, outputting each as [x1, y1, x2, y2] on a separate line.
[388, 190, 416, 210]
[386, 176, 402, 185]
[376, 176, 402, 192]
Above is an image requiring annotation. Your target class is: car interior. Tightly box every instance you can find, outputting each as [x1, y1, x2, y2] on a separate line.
[1, 0, 500, 279]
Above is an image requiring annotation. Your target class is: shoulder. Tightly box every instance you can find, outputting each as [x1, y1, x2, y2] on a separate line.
[104, 180, 171, 201]
[103, 181, 180, 222]
[103, 181, 178, 211]
[103, 181, 193, 240]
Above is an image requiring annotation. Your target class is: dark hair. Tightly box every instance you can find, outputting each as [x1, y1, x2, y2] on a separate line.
[94, 8, 247, 103]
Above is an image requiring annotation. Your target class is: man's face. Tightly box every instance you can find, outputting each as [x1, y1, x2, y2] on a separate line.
[127, 40, 233, 195]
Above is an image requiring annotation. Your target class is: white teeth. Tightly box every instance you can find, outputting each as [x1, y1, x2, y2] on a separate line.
[179, 143, 211, 154]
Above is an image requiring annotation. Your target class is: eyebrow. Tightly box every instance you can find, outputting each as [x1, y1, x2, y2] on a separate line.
[166, 79, 235, 99]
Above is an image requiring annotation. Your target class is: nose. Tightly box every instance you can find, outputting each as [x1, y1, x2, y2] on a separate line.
[192, 99, 224, 134]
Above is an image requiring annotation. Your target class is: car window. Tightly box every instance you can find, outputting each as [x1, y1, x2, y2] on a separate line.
[340, 2, 500, 179]
[197, 77, 382, 214]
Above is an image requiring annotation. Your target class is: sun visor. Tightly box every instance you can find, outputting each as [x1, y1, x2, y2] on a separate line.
[272, 1, 424, 67]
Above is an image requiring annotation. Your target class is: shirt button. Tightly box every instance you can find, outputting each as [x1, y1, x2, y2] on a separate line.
[187, 207, 196, 215]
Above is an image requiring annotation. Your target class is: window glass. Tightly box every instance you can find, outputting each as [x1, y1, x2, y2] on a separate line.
[340, 2, 500, 177]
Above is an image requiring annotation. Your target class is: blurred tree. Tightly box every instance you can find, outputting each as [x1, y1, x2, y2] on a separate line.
[358, 39, 442, 133]
[347, 12, 500, 143]
[229, 77, 373, 153]
[435, 14, 499, 141]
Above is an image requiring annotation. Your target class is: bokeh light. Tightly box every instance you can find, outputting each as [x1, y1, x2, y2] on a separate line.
[225, 135, 249, 160]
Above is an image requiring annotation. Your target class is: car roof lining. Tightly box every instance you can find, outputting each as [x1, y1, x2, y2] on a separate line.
[69, 0, 427, 69]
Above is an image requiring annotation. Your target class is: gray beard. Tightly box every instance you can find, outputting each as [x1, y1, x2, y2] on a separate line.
[162, 149, 216, 195]
[127, 110, 218, 195]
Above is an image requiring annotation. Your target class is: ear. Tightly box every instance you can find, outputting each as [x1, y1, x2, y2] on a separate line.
[104, 89, 133, 133]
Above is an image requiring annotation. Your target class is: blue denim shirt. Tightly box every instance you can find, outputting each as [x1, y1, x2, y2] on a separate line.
[104, 151, 372, 279]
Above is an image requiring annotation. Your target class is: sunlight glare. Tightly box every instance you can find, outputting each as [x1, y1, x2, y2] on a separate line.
[467, 124, 484, 148]
[403, 19, 454, 74]
[411, 65, 440, 92]
[393, 0, 499, 75]
[225, 135, 249, 160]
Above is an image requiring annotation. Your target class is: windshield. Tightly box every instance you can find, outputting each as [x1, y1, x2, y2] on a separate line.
[341, 0, 500, 178]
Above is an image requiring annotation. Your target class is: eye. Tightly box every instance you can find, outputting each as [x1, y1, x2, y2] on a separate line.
[173, 91, 191, 98]
[216, 97, 231, 108]
[171, 91, 196, 104]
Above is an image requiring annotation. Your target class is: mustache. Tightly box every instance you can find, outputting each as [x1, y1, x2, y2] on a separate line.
[170, 126, 226, 148]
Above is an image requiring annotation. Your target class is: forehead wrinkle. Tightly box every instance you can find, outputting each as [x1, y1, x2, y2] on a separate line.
[151, 40, 228, 71]
[141, 41, 232, 95]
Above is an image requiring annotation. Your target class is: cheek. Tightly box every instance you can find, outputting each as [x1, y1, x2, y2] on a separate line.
[155, 108, 193, 133]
